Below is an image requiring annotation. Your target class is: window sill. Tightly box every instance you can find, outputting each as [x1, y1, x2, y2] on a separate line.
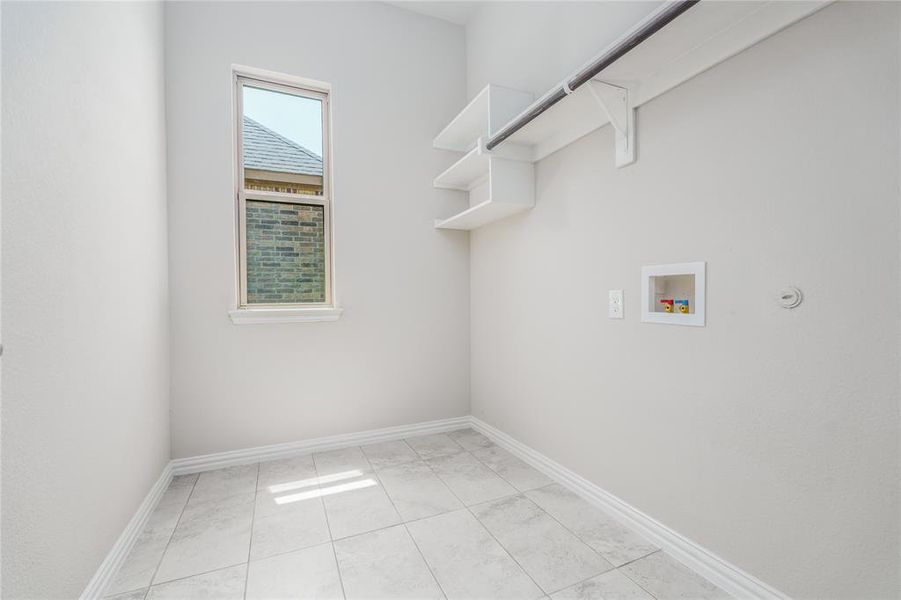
[228, 306, 343, 325]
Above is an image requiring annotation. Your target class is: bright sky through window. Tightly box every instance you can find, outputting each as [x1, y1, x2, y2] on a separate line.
[243, 85, 323, 157]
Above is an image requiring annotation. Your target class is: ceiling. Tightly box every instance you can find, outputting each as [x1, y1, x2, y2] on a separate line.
[387, 1, 484, 26]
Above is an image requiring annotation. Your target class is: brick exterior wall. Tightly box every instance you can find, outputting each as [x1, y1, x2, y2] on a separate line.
[246, 178, 322, 196]
[245, 200, 326, 304]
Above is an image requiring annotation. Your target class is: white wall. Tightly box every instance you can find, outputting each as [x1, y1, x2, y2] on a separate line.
[1, 2, 171, 598]
[165, 2, 469, 458]
[466, 1, 663, 99]
[466, 2, 900, 598]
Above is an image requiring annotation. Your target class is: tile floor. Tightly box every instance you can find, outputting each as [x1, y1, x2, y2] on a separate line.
[105, 429, 732, 600]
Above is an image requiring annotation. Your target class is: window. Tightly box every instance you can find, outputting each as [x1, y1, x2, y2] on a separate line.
[232, 69, 338, 322]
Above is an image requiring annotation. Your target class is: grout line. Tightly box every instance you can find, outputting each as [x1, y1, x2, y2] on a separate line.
[464, 439, 553, 494]
[313, 449, 349, 600]
[258, 451, 454, 550]
[311, 438, 475, 598]
[540, 559, 662, 600]
[416, 447, 546, 598]
[313, 482, 476, 542]
[400, 521, 449, 600]
[242, 463, 261, 600]
[616, 550, 664, 600]
[242, 562, 250, 600]
[359, 438, 420, 471]
[498, 489, 616, 582]
[441, 433, 636, 597]
[245, 539, 334, 565]
[325, 509, 452, 542]
[544, 570, 609, 598]
[140, 562, 248, 592]
[465, 441, 535, 494]
[469, 430, 662, 572]
[470, 428, 666, 599]
[143, 474, 200, 592]
[327, 524, 347, 598]
[358, 443, 376, 473]
[247, 453, 332, 566]
[142, 470, 257, 593]
[616, 548, 663, 570]
[368, 464, 448, 600]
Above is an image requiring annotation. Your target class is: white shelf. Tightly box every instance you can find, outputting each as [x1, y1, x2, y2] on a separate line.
[434, 85, 534, 152]
[433, 138, 532, 192]
[501, 0, 830, 162]
[430, 0, 829, 231]
[431, 87, 536, 230]
[434, 199, 530, 231]
[434, 157, 534, 231]
[433, 145, 489, 192]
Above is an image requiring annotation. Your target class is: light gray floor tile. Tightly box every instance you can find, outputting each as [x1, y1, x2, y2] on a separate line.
[154, 492, 254, 584]
[471, 445, 553, 491]
[526, 484, 658, 567]
[427, 452, 516, 506]
[106, 589, 147, 600]
[189, 463, 258, 504]
[145, 489, 193, 535]
[446, 428, 494, 451]
[158, 474, 198, 510]
[107, 528, 171, 595]
[321, 472, 400, 539]
[168, 473, 199, 488]
[107, 477, 197, 595]
[472, 495, 612, 594]
[257, 454, 318, 491]
[405, 433, 464, 460]
[377, 460, 462, 521]
[362, 440, 420, 470]
[406, 509, 543, 600]
[251, 485, 331, 560]
[551, 569, 655, 599]
[314, 446, 372, 477]
[335, 524, 442, 599]
[110, 468, 730, 600]
[142, 506, 183, 539]
[245, 543, 343, 600]
[146, 565, 246, 600]
[620, 552, 731, 600]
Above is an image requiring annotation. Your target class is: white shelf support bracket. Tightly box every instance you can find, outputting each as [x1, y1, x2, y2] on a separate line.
[587, 80, 636, 168]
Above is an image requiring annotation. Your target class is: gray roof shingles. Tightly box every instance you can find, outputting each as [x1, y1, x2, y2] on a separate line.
[243, 116, 323, 177]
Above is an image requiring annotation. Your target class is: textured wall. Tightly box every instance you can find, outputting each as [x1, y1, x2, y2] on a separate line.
[1, 2, 171, 597]
[466, 2, 900, 598]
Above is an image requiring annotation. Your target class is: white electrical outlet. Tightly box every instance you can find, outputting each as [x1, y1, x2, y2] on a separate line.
[608, 289, 624, 319]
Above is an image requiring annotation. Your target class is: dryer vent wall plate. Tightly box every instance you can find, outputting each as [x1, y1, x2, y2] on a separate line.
[640, 262, 706, 327]
[778, 287, 803, 309]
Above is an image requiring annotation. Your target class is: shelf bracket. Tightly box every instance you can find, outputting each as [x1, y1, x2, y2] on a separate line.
[587, 80, 635, 168]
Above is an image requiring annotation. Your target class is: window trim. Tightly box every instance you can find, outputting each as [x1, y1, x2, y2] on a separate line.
[228, 306, 343, 325]
[231, 66, 339, 322]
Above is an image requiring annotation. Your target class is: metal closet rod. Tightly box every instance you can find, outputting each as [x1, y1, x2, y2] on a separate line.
[485, 0, 700, 151]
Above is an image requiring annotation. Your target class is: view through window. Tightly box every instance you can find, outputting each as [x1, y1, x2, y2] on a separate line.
[236, 74, 332, 307]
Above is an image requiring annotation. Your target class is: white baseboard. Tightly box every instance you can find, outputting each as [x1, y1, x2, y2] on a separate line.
[169, 415, 471, 475]
[470, 417, 788, 600]
[80, 463, 173, 600]
[82, 415, 469, 598]
[84, 414, 784, 600]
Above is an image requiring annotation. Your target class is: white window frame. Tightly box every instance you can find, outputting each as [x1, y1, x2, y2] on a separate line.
[229, 66, 340, 324]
